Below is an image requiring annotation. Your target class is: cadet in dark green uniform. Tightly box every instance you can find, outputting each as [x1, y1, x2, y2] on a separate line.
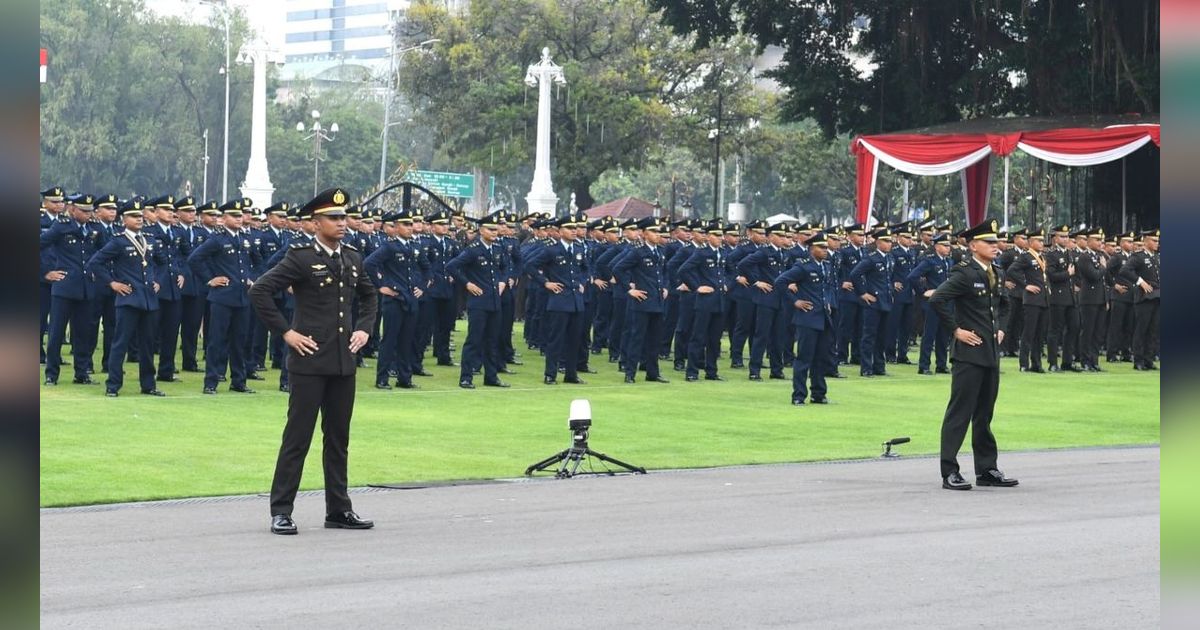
[248, 187, 379, 535]
[929, 219, 1019, 491]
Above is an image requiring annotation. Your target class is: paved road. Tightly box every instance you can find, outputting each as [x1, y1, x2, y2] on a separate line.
[41, 446, 1159, 629]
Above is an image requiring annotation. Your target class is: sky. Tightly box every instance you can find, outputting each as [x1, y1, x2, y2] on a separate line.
[143, 0, 285, 51]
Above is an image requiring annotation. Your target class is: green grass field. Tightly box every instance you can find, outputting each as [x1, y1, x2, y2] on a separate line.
[40, 324, 1159, 507]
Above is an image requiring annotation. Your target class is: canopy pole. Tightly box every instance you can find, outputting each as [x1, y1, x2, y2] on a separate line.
[1121, 157, 1127, 231]
[1003, 156, 1010, 229]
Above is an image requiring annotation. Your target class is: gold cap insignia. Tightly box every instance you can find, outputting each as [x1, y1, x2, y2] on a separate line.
[333, 190, 346, 205]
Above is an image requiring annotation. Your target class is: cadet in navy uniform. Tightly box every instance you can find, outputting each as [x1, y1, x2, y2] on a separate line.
[527, 213, 589, 385]
[41, 193, 104, 385]
[849, 227, 895, 377]
[885, 223, 917, 364]
[40, 186, 67, 364]
[727, 220, 763, 369]
[187, 199, 258, 394]
[598, 219, 640, 368]
[85, 198, 165, 397]
[446, 212, 510, 388]
[365, 209, 428, 389]
[249, 202, 289, 373]
[1005, 229, 1049, 372]
[144, 195, 187, 382]
[1105, 231, 1136, 362]
[425, 210, 460, 366]
[738, 224, 791, 381]
[929, 219, 1018, 491]
[679, 219, 729, 381]
[612, 217, 671, 384]
[906, 232, 953, 375]
[248, 187, 378, 535]
[588, 219, 618, 354]
[1119, 229, 1160, 370]
[836, 223, 867, 365]
[776, 231, 835, 405]
[177, 199, 211, 372]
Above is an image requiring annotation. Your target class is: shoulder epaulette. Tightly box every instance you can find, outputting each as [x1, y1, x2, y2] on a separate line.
[289, 242, 313, 250]
[343, 243, 359, 252]
[957, 261, 970, 267]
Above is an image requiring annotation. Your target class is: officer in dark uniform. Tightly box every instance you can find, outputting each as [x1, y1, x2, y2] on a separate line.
[727, 220, 765, 369]
[738, 223, 791, 381]
[1106, 232, 1136, 362]
[885, 223, 917, 364]
[424, 210, 460, 366]
[1119, 229, 1160, 370]
[85, 198, 165, 397]
[929, 219, 1018, 491]
[998, 228, 1026, 358]
[249, 201, 289, 373]
[679, 219, 729, 381]
[176, 199, 210, 372]
[144, 195, 187, 383]
[850, 227, 895, 377]
[598, 219, 641, 369]
[776, 230, 834, 405]
[836, 223, 867, 364]
[527, 213, 589, 385]
[40, 186, 67, 364]
[588, 218, 619, 355]
[906, 232, 953, 375]
[612, 217, 671, 384]
[446, 212, 510, 389]
[1044, 224, 1079, 371]
[249, 187, 378, 535]
[1006, 228, 1049, 372]
[85, 195, 121, 374]
[187, 199, 259, 394]
[41, 193, 103, 385]
[1075, 227, 1107, 372]
[365, 209, 428, 389]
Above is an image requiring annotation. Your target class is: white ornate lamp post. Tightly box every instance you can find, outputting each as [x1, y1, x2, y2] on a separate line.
[524, 47, 566, 215]
[237, 39, 281, 208]
[297, 110, 338, 196]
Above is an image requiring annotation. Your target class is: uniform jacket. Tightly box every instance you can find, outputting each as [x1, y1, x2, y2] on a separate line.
[837, 243, 865, 304]
[612, 243, 667, 313]
[446, 239, 506, 312]
[1075, 248, 1107, 305]
[364, 237, 430, 312]
[906, 254, 953, 295]
[424, 234, 460, 300]
[737, 245, 789, 309]
[146, 223, 185, 302]
[890, 245, 917, 305]
[526, 240, 588, 313]
[850, 250, 895, 312]
[39, 218, 106, 300]
[775, 257, 833, 330]
[679, 244, 728, 313]
[1043, 246, 1076, 307]
[187, 228, 259, 308]
[85, 230, 161, 311]
[930, 259, 1010, 368]
[1107, 250, 1135, 304]
[1005, 250, 1049, 308]
[1119, 251, 1160, 303]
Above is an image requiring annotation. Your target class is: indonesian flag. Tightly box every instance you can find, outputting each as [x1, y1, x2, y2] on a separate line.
[40, 48, 47, 83]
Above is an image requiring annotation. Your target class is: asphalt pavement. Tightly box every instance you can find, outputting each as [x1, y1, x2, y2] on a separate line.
[41, 446, 1159, 629]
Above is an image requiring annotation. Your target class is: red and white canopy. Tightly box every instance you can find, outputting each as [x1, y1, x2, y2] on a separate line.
[850, 124, 1161, 227]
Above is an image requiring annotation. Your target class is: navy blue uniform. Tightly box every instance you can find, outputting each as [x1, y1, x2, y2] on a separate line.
[850, 250, 894, 376]
[187, 229, 257, 391]
[837, 243, 865, 363]
[737, 245, 789, 378]
[612, 243, 668, 381]
[589, 239, 615, 353]
[666, 243, 697, 368]
[776, 257, 834, 403]
[86, 231, 161, 394]
[364, 237, 429, 386]
[726, 241, 759, 367]
[906, 254, 953, 372]
[445, 240, 507, 385]
[527, 240, 589, 382]
[177, 223, 209, 371]
[886, 244, 917, 363]
[40, 217, 106, 383]
[146, 223, 187, 380]
[679, 245, 727, 379]
[597, 240, 633, 364]
[426, 234, 460, 364]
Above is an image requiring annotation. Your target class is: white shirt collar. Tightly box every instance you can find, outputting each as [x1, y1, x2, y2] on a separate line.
[315, 239, 342, 257]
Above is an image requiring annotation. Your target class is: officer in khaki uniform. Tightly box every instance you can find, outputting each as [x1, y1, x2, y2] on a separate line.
[929, 219, 1019, 491]
[249, 187, 379, 535]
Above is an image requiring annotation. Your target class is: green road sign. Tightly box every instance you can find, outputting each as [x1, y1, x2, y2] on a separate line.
[408, 170, 474, 198]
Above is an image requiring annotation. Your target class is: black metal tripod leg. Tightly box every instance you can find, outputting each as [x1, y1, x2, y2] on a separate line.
[525, 449, 571, 476]
[586, 449, 647, 474]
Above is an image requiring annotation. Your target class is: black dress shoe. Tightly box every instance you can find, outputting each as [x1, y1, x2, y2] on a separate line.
[247, 372, 265, 381]
[217, 375, 227, 382]
[230, 386, 256, 394]
[1086, 365, 1103, 373]
[896, 358, 913, 365]
[827, 371, 846, 379]
[413, 369, 434, 377]
[918, 368, 933, 375]
[396, 382, 419, 389]
[325, 511, 374, 530]
[1048, 365, 1061, 373]
[375, 382, 393, 390]
[748, 374, 762, 381]
[976, 469, 1019, 487]
[543, 376, 557, 385]
[508, 359, 524, 366]
[279, 384, 290, 392]
[685, 375, 699, 382]
[579, 367, 598, 374]
[647, 376, 670, 383]
[608, 356, 619, 363]
[942, 472, 973, 490]
[874, 370, 888, 377]
[44, 379, 57, 386]
[271, 514, 297, 535]
[73, 377, 97, 385]
[483, 379, 511, 388]
[141, 389, 166, 397]
[437, 360, 458, 367]
[624, 375, 636, 383]
[105, 389, 119, 397]
[860, 372, 874, 378]
[935, 367, 950, 374]
[769, 373, 786, 380]
[563, 377, 587, 384]
[1028, 367, 1045, 373]
[499, 367, 516, 374]
[182, 367, 201, 373]
[270, 362, 282, 370]
[704, 375, 725, 381]
[810, 396, 829, 404]
[791, 398, 805, 406]
[730, 361, 745, 369]
[158, 375, 182, 383]
[202, 387, 217, 395]
[459, 380, 475, 389]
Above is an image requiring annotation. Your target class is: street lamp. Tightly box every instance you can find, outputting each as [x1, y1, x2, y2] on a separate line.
[199, 0, 231, 201]
[379, 36, 440, 188]
[298, 110, 338, 196]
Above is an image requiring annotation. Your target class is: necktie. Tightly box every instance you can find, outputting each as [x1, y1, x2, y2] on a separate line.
[986, 264, 996, 290]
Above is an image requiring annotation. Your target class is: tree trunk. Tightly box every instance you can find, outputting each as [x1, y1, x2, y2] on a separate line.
[471, 166, 489, 217]
[572, 181, 595, 211]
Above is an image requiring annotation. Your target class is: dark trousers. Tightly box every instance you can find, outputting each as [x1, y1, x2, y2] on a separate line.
[269, 301, 290, 367]
[577, 298, 595, 370]
[860, 307, 890, 375]
[686, 308, 724, 378]
[204, 302, 248, 390]
[543, 309, 583, 381]
[672, 293, 694, 365]
[1106, 300, 1133, 359]
[1078, 303, 1103, 367]
[940, 361, 1000, 478]
[608, 298, 629, 362]
[414, 299, 434, 370]
[750, 305, 787, 377]
[917, 302, 949, 371]
[1020, 305, 1048, 370]
[1132, 300, 1159, 367]
[1047, 303, 1079, 368]
[106, 305, 158, 393]
[590, 289, 612, 352]
[250, 310, 269, 369]
[179, 294, 205, 370]
[792, 323, 832, 402]
[460, 308, 501, 383]
[837, 300, 862, 363]
[500, 287, 516, 362]
[886, 301, 914, 361]
[45, 295, 92, 382]
[827, 306, 842, 374]
[155, 298, 182, 380]
[730, 299, 756, 364]
[431, 296, 455, 362]
[93, 293, 116, 369]
[77, 293, 104, 374]
[1004, 297, 1024, 355]
[624, 310, 664, 380]
[40, 282, 51, 362]
[269, 372, 356, 517]
[662, 293, 680, 358]
[377, 299, 416, 385]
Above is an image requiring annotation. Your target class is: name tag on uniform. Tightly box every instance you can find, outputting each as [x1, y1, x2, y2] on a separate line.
[973, 282, 986, 289]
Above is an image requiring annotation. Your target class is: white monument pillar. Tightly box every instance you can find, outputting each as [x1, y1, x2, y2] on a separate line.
[238, 41, 277, 208]
[524, 47, 565, 215]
